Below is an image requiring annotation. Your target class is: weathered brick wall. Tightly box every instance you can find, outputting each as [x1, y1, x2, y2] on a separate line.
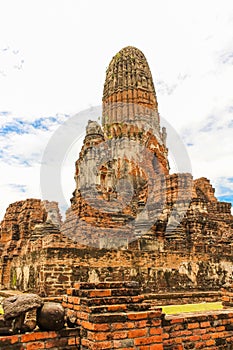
[8, 246, 75, 296]
[0, 328, 80, 350]
[8, 243, 233, 297]
[162, 310, 233, 349]
[221, 286, 233, 309]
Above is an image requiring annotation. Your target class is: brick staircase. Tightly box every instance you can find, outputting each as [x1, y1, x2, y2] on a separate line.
[63, 281, 164, 349]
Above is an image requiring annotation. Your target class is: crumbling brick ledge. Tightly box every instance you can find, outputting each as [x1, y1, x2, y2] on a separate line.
[162, 310, 233, 349]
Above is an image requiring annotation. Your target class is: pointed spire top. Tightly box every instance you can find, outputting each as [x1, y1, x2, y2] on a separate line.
[103, 46, 157, 104]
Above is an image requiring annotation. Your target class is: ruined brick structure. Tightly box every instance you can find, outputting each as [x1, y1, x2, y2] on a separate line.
[0, 46, 233, 299]
[2, 282, 233, 349]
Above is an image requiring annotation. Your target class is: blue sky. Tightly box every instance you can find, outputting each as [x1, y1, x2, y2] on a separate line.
[0, 0, 233, 218]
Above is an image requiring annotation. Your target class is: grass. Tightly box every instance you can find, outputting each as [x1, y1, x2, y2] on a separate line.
[0, 301, 223, 316]
[162, 302, 223, 315]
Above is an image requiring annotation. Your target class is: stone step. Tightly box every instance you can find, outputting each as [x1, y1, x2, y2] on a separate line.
[72, 287, 140, 298]
[80, 295, 144, 306]
[86, 309, 162, 324]
[72, 281, 139, 290]
[86, 302, 150, 314]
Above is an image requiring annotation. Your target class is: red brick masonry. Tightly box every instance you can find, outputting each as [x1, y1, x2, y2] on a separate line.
[0, 328, 80, 349]
[1, 282, 233, 349]
[162, 310, 233, 349]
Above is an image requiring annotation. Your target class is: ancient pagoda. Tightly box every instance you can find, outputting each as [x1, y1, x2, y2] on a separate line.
[62, 46, 232, 251]
[0, 47, 232, 295]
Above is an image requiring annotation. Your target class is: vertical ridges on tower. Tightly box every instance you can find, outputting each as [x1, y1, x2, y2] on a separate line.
[102, 46, 160, 134]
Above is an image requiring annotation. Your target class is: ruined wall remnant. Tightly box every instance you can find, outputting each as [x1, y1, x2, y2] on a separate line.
[0, 199, 63, 290]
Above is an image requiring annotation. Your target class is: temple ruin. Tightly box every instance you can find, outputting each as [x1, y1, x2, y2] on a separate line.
[0, 46, 233, 349]
[0, 46, 232, 295]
